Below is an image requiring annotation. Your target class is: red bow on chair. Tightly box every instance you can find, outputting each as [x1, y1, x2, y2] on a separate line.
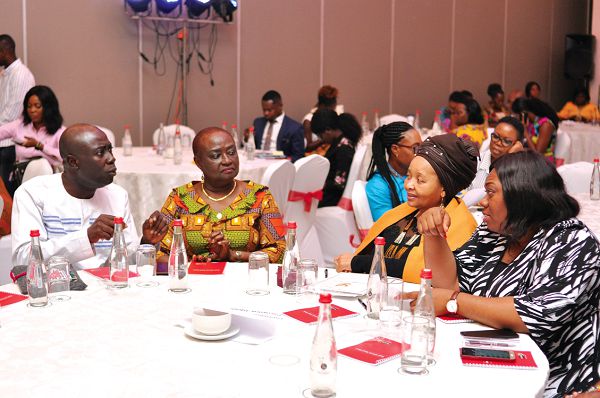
[288, 190, 323, 212]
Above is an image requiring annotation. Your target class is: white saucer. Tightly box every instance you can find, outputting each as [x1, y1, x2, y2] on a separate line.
[184, 324, 240, 341]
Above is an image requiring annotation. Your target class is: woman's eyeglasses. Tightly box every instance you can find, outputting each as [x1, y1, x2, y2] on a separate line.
[396, 144, 421, 154]
[490, 132, 515, 147]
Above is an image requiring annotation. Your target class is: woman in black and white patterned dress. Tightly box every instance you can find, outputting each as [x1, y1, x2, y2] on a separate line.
[415, 151, 599, 397]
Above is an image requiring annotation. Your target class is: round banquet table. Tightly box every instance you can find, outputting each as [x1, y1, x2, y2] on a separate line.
[113, 147, 280, 227]
[557, 121, 600, 164]
[573, 193, 600, 237]
[0, 266, 549, 398]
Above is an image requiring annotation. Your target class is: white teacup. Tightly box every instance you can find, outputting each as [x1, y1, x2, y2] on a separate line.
[192, 308, 232, 335]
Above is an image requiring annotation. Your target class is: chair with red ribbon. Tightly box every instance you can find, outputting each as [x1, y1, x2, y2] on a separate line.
[315, 145, 367, 266]
[285, 155, 330, 265]
[260, 160, 295, 217]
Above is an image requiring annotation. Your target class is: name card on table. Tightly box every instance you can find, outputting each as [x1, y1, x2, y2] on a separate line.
[283, 304, 358, 324]
[0, 291, 28, 306]
[188, 261, 226, 275]
[338, 337, 404, 365]
[84, 267, 139, 279]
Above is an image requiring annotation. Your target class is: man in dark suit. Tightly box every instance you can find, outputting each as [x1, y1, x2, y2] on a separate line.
[251, 90, 305, 162]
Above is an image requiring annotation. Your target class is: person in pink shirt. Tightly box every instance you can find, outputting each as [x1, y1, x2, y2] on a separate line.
[0, 85, 65, 192]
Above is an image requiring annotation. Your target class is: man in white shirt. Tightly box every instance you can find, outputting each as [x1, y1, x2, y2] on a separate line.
[0, 34, 35, 195]
[249, 90, 305, 162]
[12, 124, 167, 269]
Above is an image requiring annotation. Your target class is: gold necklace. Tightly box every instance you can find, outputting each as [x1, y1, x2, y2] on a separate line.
[201, 180, 237, 202]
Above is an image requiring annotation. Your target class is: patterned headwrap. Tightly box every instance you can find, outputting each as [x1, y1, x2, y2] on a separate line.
[415, 134, 479, 204]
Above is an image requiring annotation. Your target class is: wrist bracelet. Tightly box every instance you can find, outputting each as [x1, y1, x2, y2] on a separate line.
[35, 142, 43, 151]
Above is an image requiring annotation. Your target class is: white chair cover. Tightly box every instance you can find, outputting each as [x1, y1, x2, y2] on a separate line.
[379, 114, 409, 126]
[260, 160, 295, 216]
[315, 145, 367, 266]
[286, 155, 330, 266]
[462, 188, 486, 207]
[152, 124, 196, 146]
[555, 130, 571, 167]
[352, 180, 374, 239]
[0, 234, 12, 285]
[96, 126, 116, 147]
[480, 133, 492, 154]
[557, 162, 593, 194]
[22, 158, 53, 184]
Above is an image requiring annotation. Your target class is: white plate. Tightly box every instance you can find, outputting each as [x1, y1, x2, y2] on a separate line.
[184, 325, 240, 341]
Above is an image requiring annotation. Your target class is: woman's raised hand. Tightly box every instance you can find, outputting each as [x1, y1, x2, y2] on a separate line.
[417, 206, 451, 238]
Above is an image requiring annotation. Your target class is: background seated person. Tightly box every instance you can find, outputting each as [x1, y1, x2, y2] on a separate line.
[303, 84, 344, 154]
[470, 116, 524, 190]
[558, 87, 600, 123]
[512, 97, 559, 164]
[451, 96, 487, 149]
[440, 90, 472, 133]
[525, 80, 541, 99]
[366, 121, 422, 221]
[156, 127, 285, 263]
[0, 85, 65, 194]
[311, 110, 361, 208]
[335, 134, 478, 283]
[248, 90, 304, 162]
[12, 124, 166, 269]
[483, 83, 510, 127]
[415, 151, 599, 397]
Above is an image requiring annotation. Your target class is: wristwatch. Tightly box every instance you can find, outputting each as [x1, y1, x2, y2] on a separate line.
[446, 291, 461, 314]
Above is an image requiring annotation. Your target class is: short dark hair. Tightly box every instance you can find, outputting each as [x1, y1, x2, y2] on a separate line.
[449, 91, 467, 103]
[491, 151, 579, 242]
[311, 108, 338, 135]
[525, 81, 540, 98]
[453, 94, 484, 124]
[22, 85, 64, 135]
[497, 116, 524, 141]
[572, 86, 590, 103]
[0, 34, 16, 53]
[262, 90, 282, 103]
[337, 112, 361, 146]
[461, 90, 473, 100]
[487, 83, 504, 98]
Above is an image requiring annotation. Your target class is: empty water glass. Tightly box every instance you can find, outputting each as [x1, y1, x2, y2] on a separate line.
[47, 256, 71, 302]
[296, 259, 319, 297]
[246, 252, 270, 296]
[379, 281, 404, 333]
[400, 315, 429, 375]
[136, 244, 158, 288]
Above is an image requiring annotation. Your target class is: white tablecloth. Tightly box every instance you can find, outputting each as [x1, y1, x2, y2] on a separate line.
[558, 121, 600, 164]
[0, 267, 549, 398]
[573, 193, 600, 237]
[113, 147, 280, 227]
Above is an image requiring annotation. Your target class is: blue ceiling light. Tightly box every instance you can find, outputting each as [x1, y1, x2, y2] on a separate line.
[187, 0, 212, 18]
[212, 0, 237, 22]
[156, 0, 182, 15]
[125, 0, 152, 13]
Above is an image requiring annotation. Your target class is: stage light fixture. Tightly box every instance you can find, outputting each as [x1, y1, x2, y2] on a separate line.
[187, 0, 212, 18]
[125, 0, 151, 13]
[156, 0, 182, 15]
[212, 0, 237, 22]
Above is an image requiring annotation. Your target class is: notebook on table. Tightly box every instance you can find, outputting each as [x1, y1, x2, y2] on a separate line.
[338, 337, 404, 365]
[283, 304, 358, 324]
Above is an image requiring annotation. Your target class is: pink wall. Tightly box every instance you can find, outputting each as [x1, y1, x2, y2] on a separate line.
[0, 0, 589, 145]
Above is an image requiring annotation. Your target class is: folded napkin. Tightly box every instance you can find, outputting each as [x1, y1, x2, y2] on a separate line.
[0, 291, 28, 306]
[84, 267, 139, 279]
[188, 261, 226, 275]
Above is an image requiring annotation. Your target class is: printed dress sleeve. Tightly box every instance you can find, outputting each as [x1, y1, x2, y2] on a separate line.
[454, 226, 498, 293]
[255, 189, 286, 263]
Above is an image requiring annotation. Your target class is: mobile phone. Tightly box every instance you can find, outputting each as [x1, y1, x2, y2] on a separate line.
[460, 347, 515, 361]
[460, 329, 519, 340]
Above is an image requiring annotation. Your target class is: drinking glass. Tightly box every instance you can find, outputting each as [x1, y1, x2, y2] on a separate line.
[246, 252, 270, 295]
[47, 256, 71, 302]
[379, 281, 404, 333]
[295, 259, 318, 299]
[399, 315, 429, 375]
[136, 244, 158, 288]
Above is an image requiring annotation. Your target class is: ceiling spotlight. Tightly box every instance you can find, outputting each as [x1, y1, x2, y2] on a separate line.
[212, 0, 237, 22]
[156, 0, 182, 15]
[125, 0, 152, 13]
[187, 0, 212, 18]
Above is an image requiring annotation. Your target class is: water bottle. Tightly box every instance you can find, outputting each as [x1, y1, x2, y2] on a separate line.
[282, 221, 300, 294]
[366, 236, 388, 320]
[414, 110, 421, 132]
[432, 110, 442, 132]
[231, 124, 241, 149]
[310, 293, 337, 398]
[123, 125, 133, 156]
[414, 268, 436, 363]
[246, 127, 256, 160]
[168, 219, 189, 293]
[221, 121, 228, 132]
[373, 109, 380, 130]
[26, 230, 48, 307]
[157, 122, 166, 156]
[591, 158, 600, 200]
[109, 217, 129, 289]
[173, 124, 183, 165]
[361, 112, 370, 135]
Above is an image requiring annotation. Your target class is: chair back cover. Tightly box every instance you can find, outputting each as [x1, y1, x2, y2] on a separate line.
[260, 160, 295, 216]
[557, 161, 594, 194]
[22, 158, 53, 184]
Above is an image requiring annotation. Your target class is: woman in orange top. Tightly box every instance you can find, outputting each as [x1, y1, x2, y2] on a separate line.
[558, 87, 600, 123]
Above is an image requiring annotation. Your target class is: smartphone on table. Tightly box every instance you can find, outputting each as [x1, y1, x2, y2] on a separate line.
[460, 347, 516, 361]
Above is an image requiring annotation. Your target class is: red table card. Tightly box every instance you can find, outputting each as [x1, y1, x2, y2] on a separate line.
[460, 349, 538, 369]
[188, 261, 226, 275]
[437, 313, 475, 324]
[84, 267, 139, 280]
[338, 337, 404, 365]
[283, 304, 358, 324]
[0, 291, 28, 306]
